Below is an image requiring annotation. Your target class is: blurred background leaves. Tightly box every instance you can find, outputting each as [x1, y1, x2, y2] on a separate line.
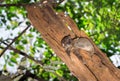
[0, 0, 120, 81]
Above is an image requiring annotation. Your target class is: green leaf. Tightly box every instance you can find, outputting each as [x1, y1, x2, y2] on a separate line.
[44, 51, 52, 58]
[56, 70, 63, 77]
[10, 57, 17, 64]
[28, 33, 33, 38]
[50, 73, 57, 78]
[16, 45, 24, 50]
[42, 72, 49, 79]
[21, 39, 28, 44]
[8, 62, 14, 67]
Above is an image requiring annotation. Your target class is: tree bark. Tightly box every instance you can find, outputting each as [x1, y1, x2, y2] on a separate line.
[26, 2, 120, 81]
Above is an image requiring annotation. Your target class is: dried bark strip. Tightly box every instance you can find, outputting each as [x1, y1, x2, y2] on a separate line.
[26, 3, 120, 81]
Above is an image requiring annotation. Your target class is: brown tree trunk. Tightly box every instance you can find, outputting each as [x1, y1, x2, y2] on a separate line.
[26, 2, 120, 81]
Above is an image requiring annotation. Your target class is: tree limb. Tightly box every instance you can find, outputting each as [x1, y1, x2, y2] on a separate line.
[0, 0, 65, 7]
[18, 70, 46, 81]
[0, 25, 30, 57]
[1, 42, 67, 81]
[2, 42, 43, 66]
[0, 3, 35, 7]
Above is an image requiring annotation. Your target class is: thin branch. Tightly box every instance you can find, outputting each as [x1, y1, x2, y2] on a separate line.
[19, 70, 46, 81]
[2, 42, 43, 66]
[0, 3, 34, 7]
[10, 47, 43, 66]
[12, 66, 46, 81]
[1, 42, 67, 81]
[0, 38, 13, 45]
[0, 25, 31, 57]
[0, 0, 65, 8]
[58, 0, 65, 4]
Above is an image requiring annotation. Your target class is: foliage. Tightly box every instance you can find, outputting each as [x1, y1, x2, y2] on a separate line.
[0, 0, 120, 81]
[58, 0, 120, 58]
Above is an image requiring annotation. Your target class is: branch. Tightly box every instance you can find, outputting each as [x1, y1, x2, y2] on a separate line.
[0, 25, 30, 57]
[1, 42, 67, 81]
[12, 66, 46, 81]
[19, 70, 46, 81]
[1, 43, 67, 81]
[10, 47, 43, 66]
[58, 0, 65, 4]
[0, 0, 65, 8]
[2, 42, 43, 66]
[0, 3, 35, 7]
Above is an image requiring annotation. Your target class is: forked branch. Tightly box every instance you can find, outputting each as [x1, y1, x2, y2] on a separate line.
[0, 25, 30, 57]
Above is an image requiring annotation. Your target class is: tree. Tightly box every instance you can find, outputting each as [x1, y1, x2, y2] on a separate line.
[0, 0, 120, 81]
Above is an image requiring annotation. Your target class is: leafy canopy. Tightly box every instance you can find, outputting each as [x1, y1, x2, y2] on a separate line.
[0, 0, 120, 80]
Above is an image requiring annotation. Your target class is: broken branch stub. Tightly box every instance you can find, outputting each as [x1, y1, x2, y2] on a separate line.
[26, 3, 120, 81]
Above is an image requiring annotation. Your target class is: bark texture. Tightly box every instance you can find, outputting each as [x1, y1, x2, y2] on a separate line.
[26, 2, 120, 81]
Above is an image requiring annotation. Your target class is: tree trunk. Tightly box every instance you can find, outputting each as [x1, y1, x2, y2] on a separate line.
[26, 3, 120, 81]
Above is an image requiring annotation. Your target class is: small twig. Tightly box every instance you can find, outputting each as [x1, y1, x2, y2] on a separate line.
[2, 42, 43, 66]
[0, 38, 12, 45]
[18, 70, 46, 81]
[58, 0, 65, 4]
[0, 3, 34, 7]
[0, 25, 31, 57]
[1, 42, 66, 81]
[12, 66, 46, 81]
[10, 47, 43, 66]
[0, 0, 64, 8]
